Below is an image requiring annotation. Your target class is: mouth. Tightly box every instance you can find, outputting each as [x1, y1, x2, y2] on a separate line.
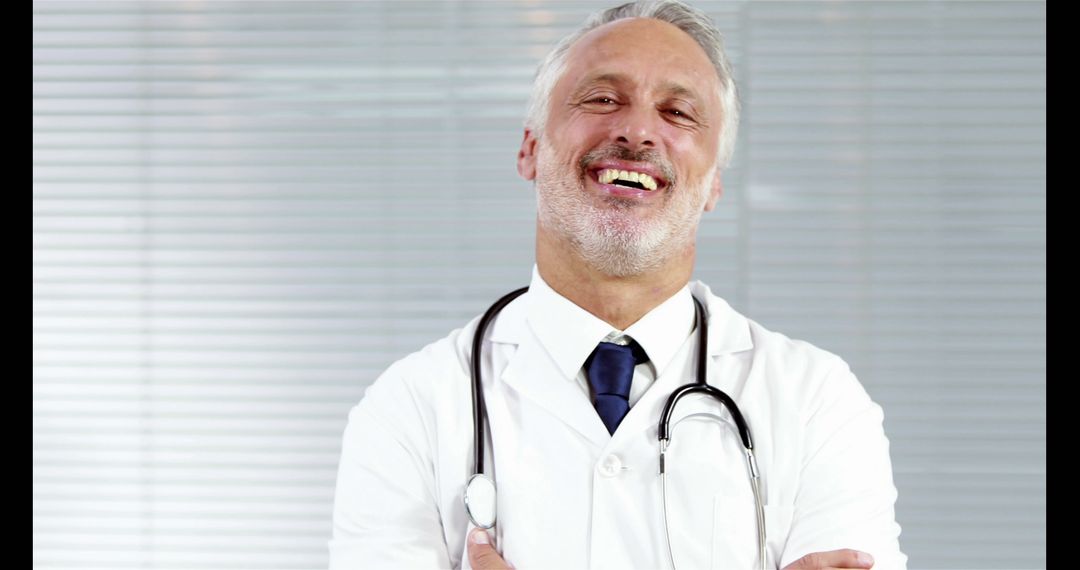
[594, 168, 658, 191]
[587, 164, 670, 199]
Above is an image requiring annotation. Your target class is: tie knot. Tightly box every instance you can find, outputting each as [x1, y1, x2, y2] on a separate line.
[599, 336, 649, 361]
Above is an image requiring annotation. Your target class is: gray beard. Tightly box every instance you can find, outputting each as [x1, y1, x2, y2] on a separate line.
[535, 178, 703, 278]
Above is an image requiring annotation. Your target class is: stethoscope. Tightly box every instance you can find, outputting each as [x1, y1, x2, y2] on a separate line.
[463, 287, 767, 570]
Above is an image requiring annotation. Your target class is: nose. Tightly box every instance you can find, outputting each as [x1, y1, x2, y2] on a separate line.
[612, 105, 657, 152]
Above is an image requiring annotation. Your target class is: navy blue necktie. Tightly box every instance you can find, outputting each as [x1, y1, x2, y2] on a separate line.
[586, 340, 649, 435]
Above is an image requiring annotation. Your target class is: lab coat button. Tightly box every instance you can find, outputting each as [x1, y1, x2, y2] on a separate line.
[598, 454, 622, 477]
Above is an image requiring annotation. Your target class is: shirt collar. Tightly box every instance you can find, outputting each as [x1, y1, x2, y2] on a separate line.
[526, 265, 695, 381]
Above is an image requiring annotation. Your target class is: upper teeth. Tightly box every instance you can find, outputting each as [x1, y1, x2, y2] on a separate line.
[598, 168, 658, 191]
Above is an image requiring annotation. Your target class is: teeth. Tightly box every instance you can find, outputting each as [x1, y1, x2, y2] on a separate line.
[598, 168, 658, 191]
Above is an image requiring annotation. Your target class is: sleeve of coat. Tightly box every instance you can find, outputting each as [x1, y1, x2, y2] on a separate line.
[780, 357, 908, 570]
[328, 354, 453, 570]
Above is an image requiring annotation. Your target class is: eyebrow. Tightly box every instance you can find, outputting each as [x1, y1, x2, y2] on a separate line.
[570, 72, 704, 104]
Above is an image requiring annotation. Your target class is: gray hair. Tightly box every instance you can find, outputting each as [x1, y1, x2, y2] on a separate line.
[524, 0, 740, 171]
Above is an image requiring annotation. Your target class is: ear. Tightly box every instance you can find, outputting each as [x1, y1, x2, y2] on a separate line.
[703, 168, 723, 211]
[517, 128, 539, 181]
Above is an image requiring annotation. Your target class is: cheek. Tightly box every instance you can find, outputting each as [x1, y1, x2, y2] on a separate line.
[666, 135, 717, 179]
[538, 143, 578, 174]
[553, 114, 614, 151]
[536, 141, 582, 184]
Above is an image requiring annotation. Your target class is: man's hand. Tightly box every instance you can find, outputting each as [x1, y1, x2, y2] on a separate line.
[468, 529, 512, 570]
[467, 530, 872, 570]
[782, 549, 875, 569]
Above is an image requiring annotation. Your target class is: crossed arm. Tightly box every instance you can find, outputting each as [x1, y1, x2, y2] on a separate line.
[330, 350, 906, 569]
[464, 528, 876, 570]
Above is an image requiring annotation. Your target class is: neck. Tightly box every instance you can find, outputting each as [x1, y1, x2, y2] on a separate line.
[535, 224, 695, 331]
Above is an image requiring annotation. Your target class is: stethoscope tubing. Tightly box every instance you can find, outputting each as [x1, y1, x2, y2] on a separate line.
[470, 287, 529, 476]
[467, 286, 766, 570]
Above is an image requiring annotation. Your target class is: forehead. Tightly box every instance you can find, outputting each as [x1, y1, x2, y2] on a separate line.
[558, 17, 720, 101]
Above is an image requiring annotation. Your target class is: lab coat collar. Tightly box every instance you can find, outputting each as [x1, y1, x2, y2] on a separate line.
[690, 280, 754, 356]
[486, 267, 755, 449]
[489, 267, 753, 358]
[521, 266, 616, 380]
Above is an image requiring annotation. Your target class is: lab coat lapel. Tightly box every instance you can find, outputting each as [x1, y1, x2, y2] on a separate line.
[489, 294, 611, 450]
[499, 338, 612, 449]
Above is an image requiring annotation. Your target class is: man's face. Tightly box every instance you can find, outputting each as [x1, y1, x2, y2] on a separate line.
[518, 17, 725, 277]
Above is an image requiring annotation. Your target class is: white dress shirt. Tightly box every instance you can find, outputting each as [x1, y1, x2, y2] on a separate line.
[526, 265, 695, 408]
[329, 266, 908, 569]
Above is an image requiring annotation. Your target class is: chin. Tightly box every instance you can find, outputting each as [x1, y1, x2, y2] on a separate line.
[571, 222, 678, 277]
[580, 245, 669, 277]
[536, 174, 696, 276]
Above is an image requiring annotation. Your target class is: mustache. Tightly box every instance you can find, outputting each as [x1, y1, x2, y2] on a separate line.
[579, 146, 676, 187]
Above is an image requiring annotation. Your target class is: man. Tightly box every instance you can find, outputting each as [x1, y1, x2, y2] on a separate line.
[329, 1, 907, 569]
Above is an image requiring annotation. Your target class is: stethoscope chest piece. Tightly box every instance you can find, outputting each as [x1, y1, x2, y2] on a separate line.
[464, 473, 497, 529]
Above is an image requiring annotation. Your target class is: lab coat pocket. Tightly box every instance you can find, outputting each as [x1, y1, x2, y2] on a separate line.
[712, 498, 793, 570]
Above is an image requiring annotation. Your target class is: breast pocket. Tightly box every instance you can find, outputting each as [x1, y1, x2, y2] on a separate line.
[712, 497, 794, 570]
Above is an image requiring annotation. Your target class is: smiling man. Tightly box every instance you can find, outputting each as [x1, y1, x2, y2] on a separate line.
[330, 2, 907, 569]
[526, 13, 728, 330]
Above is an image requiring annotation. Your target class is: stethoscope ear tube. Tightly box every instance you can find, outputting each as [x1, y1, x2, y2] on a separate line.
[468, 287, 528, 514]
[657, 297, 765, 570]
[658, 384, 754, 451]
[657, 297, 754, 451]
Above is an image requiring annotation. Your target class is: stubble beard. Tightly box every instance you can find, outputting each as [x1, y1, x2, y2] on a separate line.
[534, 138, 711, 278]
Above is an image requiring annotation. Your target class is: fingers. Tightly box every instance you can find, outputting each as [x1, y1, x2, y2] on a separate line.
[781, 548, 875, 569]
[468, 529, 512, 570]
[465, 533, 872, 570]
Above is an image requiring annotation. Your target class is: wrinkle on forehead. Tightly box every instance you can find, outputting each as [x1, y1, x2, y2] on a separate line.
[556, 17, 721, 110]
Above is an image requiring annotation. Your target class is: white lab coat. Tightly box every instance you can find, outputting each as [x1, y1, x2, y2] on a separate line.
[329, 280, 907, 570]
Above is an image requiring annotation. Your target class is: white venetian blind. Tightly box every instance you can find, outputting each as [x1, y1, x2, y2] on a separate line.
[721, 4, 1046, 568]
[33, 1, 1045, 569]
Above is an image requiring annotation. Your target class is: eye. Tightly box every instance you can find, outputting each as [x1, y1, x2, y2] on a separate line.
[579, 95, 621, 113]
[666, 108, 694, 120]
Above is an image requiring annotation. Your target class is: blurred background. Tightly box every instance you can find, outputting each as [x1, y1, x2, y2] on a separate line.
[32, 1, 1046, 568]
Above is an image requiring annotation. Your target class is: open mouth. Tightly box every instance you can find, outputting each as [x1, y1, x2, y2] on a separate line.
[592, 167, 664, 191]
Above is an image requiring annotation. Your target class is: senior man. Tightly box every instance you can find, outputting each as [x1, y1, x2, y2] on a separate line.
[329, 1, 907, 569]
